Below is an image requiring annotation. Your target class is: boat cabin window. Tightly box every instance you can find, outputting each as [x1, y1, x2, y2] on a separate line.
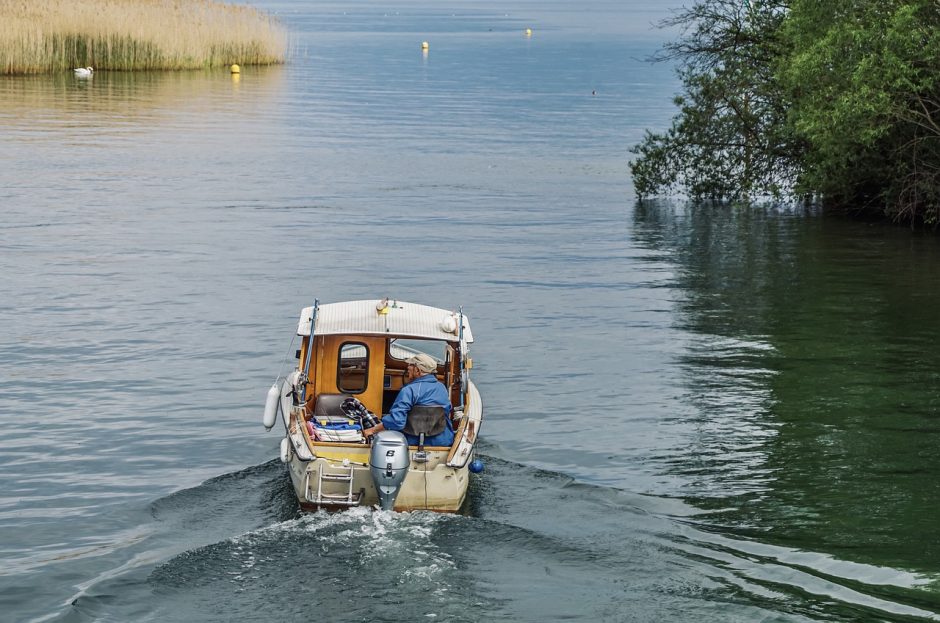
[388, 338, 447, 365]
[337, 342, 369, 393]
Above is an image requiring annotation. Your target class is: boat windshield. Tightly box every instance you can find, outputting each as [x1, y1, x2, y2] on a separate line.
[389, 338, 447, 364]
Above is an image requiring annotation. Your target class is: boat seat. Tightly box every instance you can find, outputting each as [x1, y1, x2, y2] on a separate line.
[402, 405, 447, 437]
[313, 393, 353, 417]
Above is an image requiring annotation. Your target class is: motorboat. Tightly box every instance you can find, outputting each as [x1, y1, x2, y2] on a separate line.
[262, 299, 483, 512]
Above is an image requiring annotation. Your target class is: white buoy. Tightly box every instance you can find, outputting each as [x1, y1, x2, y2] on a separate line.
[263, 381, 280, 430]
[280, 437, 291, 463]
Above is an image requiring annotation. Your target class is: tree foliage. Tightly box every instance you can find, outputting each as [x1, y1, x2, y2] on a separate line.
[631, 0, 797, 202]
[632, 0, 940, 225]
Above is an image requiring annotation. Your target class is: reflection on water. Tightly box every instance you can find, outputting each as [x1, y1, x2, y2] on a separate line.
[0, 63, 296, 219]
[634, 202, 940, 586]
[0, 67, 286, 131]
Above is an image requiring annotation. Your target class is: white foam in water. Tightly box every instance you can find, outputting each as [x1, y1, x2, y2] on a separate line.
[230, 507, 451, 563]
[228, 543, 257, 584]
[212, 507, 456, 605]
[300, 508, 457, 596]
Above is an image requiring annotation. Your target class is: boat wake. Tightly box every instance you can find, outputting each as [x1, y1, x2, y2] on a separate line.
[54, 455, 940, 623]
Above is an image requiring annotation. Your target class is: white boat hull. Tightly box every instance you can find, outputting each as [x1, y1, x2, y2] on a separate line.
[277, 378, 482, 512]
[285, 447, 471, 512]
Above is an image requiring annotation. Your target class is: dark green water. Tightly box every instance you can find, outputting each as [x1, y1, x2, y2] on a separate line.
[1, 1, 939, 621]
[642, 204, 940, 573]
[635, 204, 940, 621]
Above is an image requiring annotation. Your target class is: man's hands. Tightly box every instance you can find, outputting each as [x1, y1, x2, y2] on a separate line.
[363, 423, 384, 439]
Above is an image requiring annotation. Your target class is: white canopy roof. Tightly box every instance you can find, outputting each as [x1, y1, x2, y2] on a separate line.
[296, 299, 473, 343]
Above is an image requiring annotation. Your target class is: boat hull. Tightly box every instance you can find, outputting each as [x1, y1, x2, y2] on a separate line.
[285, 445, 470, 512]
[276, 377, 482, 513]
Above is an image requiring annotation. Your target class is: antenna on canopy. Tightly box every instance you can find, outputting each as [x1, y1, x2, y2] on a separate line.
[300, 299, 319, 404]
[457, 306, 467, 410]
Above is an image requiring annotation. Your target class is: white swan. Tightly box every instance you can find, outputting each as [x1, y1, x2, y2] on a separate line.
[73, 67, 94, 77]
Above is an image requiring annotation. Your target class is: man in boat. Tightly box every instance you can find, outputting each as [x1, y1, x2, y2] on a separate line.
[362, 353, 455, 447]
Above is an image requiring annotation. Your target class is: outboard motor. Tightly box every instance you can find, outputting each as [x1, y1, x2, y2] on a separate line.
[369, 431, 410, 510]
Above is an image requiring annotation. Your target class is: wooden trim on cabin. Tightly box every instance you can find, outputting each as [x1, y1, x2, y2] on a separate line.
[446, 384, 478, 464]
[311, 441, 368, 449]
[310, 441, 452, 450]
[315, 335, 386, 415]
[446, 416, 468, 463]
[447, 343, 460, 406]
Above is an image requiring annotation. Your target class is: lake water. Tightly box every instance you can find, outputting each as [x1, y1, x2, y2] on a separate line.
[2, 1, 939, 621]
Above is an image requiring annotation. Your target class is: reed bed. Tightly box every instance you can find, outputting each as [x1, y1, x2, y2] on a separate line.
[0, 0, 287, 75]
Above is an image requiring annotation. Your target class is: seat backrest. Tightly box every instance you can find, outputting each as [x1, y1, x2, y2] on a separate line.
[402, 405, 447, 437]
[314, 393, 352, 417]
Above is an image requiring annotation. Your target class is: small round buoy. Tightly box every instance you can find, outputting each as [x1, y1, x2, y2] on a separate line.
[525, 28, 532, 37]
[421, 41, 429, 50]
[230, 63, 241, 74]
[469, 459, 484, 474]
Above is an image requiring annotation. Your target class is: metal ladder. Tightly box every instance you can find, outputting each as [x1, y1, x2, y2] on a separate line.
[307, 463, 363, 507]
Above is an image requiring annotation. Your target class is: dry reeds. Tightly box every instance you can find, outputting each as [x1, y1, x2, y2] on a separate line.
[0, 0, 287, 75]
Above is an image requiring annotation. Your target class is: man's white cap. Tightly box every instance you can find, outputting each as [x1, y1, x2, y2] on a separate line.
[407, 353, 438, 373]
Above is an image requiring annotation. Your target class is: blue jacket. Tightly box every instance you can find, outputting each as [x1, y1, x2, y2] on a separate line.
[382, 374, 454, 447]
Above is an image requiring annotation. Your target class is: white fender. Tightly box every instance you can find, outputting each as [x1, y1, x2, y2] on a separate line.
[263, 381, 281, 430]
[280, 437, 291, 463]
